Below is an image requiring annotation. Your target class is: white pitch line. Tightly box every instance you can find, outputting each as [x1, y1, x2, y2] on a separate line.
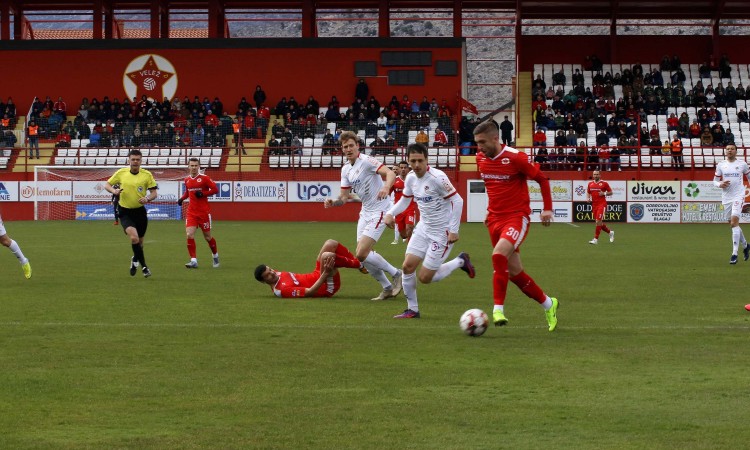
[565, 222, 581, 228]
[0, 322, 748, 331]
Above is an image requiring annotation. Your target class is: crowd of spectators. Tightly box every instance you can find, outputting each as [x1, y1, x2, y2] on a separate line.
[12, 80, 460, 158]
[530, 53, 748, 169]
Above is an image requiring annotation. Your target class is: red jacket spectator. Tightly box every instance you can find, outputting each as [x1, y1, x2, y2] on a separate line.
[53, 97, 67, 115]
[257, 106, 271, 119]
[205, 112, 219, 127]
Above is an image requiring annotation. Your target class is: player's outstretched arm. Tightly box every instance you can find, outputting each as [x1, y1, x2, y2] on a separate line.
[324, 188, 350, 208]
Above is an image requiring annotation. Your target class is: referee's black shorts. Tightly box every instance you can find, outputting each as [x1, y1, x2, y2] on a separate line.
[118, 205, 148, 237]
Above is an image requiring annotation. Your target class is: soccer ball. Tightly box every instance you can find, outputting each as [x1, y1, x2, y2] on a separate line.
[459, 309, 489, 337]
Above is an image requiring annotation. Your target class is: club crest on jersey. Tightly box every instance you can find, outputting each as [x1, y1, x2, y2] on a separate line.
[501, 158, 510, 164]
[138, 186, 144, 193]
[197, 177, 202, 183]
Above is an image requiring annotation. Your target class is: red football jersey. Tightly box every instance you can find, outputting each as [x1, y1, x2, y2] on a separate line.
[272, 262, 339, 298]
[391, 176, 416, 213]
[476, 147, 545, 219]
[180, 174, 218, 215]
[587, 180, 611, 208]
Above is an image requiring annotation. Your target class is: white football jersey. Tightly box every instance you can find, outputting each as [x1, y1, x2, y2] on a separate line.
[402, 167, 460, 235]
[715, 159, 750, 204]
[340, 153, 391, 214]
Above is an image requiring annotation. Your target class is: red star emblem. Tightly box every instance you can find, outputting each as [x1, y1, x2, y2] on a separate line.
[125, 55, 175, 101]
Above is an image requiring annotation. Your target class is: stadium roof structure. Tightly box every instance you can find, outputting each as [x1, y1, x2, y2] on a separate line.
[4, 0, 750, 40]
[7, 0, 750, 20]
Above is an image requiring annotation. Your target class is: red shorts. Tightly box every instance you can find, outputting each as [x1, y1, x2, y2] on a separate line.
[486, 213, 530, 251]
[395, 209, 416, 230]
[593, 204, 606, 221]
[312, 261, 342, 297]
[186, 212, 212, 231]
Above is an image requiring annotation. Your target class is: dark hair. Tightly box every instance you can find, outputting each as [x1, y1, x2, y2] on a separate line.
[473, 120, 500, 136]
[128, 149, 142, 157]
[189, 157, 200, 163]
[254, 264, 267, 282]
[406, 143, 428, 158]
[398, 160, 408, 166]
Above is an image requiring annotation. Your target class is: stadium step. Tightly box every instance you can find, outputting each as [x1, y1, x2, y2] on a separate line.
[516, 71, 532, 148]
[224, 147, 263, 172]
[459, 155, 477, 171]
[13, 145, 55, 172]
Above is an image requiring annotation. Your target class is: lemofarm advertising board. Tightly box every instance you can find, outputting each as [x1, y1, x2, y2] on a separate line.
[0, 181, 19, 202]
[572, 180, 627, 202]
[19, 181, 72, 202]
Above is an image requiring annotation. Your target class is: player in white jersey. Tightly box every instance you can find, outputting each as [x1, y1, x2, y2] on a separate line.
[385, 143, 474, 319]
[0, 210, 32, 279]
[713, 143, 750, 264]
[324, 131, 403, 300]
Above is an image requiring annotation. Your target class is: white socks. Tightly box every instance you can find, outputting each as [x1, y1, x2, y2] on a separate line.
[732, 226, 742, 255]
[364, 251, 398, 277]
[363, 261, 391, 289]
[8, 240, 28, 264]
[402, 272, 418, 312]
[431, 257, 462, 282]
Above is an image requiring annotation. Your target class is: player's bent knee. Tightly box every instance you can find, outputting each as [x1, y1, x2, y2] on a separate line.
[417, 272, 435, 284]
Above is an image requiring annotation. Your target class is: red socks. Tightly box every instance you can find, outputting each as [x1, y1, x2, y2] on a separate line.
[509, 271, 546, 304]
[334, 243, 361, 268]
[208, 237, 218, 254]
[187, 238, 197, 258]
[492, 253, 509, 306]
[595, 224, 611, 238]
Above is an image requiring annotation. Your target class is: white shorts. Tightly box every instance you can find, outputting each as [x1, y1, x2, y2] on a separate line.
[356, 210, 387, 242]
[405, 224, 454, 271]
[723, 199, 743, 220]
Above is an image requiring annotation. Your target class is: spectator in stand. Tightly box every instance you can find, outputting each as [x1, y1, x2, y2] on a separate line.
[649, 124, 660, 141]
[711, 122, 725, 145]
[596, 129, 609, 147]
[88, 127, 101, 148]
[719, 54, 732, 78]
[53, 96, 67, 117]
[670, 134, 684, 170]
[193, 123, 205, 147]
[499, 115, 514, 145]
[661, 140, 671, 157]
[724, 128, 735, 146]
[598, 144, 611, 171]
[26, 120, 40, 159]
[649, 135, 663, 155]
[291, 136, 303, 156]
[700, 127, 714, 147]
[0, 130, 16, 148]
[533, 127, 547, 147]
[253, 85, 266, 109]
[433, 127, 448, 147]
[738, 109, 749, 123]
[355, 78, 369, 103]
[369, 135, 386, 155]
[551, 68, 566, 88]
[415, 128, 429, 146]
[56, 127, 71, 148]
[699, 62, 711, 78]
[666, 113, 679, 131]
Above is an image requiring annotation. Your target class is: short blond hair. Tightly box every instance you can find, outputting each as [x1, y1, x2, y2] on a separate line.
[339, 130, 358, 144]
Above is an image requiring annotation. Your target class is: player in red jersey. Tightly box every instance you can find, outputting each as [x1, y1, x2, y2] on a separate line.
[177, 158, 220, 268]
[473, 120, 559, 331]
[389, 160, 417, 244]
[587, 170, 615, 245]
[254, 239, 366, 298]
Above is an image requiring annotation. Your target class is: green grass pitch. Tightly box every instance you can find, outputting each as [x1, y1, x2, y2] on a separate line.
[1, 220, 749, 449]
